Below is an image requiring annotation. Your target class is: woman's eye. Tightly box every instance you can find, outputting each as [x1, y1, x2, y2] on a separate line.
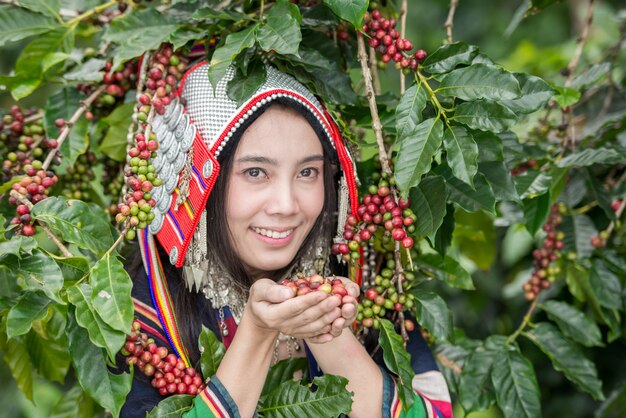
[300, 167, 319, 177]
[245, 168, 264, 178]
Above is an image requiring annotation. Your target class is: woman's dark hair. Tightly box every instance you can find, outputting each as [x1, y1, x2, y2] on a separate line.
[171, 101, 341, 365]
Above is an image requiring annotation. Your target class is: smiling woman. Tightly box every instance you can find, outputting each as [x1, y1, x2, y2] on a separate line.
[118, 61, 451, 418]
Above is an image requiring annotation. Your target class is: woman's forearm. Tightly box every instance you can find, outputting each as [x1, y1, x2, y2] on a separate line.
[215, 312, 277, 418]
[306, 331, 383, 418]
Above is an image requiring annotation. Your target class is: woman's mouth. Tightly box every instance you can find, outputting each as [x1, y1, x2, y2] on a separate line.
[252, 227, 294, 239]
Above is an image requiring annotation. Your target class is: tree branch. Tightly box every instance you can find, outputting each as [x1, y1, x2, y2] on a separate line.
[444, 0, 460, 44]
[42, 84, 106, 171]
[9, 190, 73, 257]
[564, 0, 595, 88]
[356, 33, 392, 177]
[399, 0, 408, 94]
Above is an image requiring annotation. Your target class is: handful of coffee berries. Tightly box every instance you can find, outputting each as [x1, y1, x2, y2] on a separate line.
[279, 274, 349, 300]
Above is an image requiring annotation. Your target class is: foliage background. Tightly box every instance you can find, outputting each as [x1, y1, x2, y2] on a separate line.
[0, 0, 625, 417]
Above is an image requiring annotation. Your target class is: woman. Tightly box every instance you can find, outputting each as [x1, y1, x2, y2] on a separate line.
[121, 61, 451, 418]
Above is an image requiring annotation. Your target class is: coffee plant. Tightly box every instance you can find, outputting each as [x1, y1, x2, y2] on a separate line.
[0, 0, 625, 417]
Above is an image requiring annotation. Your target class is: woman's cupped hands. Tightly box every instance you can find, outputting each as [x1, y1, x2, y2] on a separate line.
[245, 277, 359, 343]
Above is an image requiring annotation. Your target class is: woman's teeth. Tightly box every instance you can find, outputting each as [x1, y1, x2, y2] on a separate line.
[253, 228, 293, 239]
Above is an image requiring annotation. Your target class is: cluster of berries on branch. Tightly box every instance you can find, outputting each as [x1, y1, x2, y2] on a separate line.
[122, 320, 205, 396]
[363, 9, 427, 71]
[2, 105, 59, 236]
[590, 198, 624, 248]
[98, 60, 139, 108]
[116, 44, 189, 240]
[523, 204, 564, 301]
[332, 170, 419, 329]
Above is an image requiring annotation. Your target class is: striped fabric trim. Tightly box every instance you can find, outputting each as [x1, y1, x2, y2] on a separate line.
[139, 229, 191, 367]
[390, 384, 402, 418]
[134, 317, 169, 345]
[199, 388, 230, 417]
[133, 298, 163, 328]
[412, 371, 452, 418]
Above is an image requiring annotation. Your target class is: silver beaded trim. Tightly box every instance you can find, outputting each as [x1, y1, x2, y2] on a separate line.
[203, 159, 213, 178]
[169, 246, 178, 265]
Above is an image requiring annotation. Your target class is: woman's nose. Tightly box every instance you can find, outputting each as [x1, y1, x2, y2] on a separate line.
[265, 180, 299, 216]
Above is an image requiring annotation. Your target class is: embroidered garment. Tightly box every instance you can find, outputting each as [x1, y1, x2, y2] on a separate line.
[120, 268, 452, 418]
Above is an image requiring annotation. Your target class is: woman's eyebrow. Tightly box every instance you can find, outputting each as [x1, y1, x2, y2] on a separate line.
[235, 154, 324, 165]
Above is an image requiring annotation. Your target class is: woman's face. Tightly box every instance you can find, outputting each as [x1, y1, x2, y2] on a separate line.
[225, 105, 325, 280]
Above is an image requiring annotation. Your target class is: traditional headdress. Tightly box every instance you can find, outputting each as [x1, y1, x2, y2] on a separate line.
[138, 62, 359, 364]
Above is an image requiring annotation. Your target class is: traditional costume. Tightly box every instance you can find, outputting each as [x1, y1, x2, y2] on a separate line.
[121, 60, 452, 418]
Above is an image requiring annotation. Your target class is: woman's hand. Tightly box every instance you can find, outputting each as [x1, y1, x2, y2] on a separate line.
[326, 276, 359, 339]
[245, 279, 342, 340]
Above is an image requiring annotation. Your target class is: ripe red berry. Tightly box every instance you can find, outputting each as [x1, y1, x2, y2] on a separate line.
[414, 49, 428, 61]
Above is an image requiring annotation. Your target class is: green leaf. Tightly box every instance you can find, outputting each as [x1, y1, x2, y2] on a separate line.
[378, 319, 415, 410]
[31, 197, 114, 256]
[523, 192, 551, 235]
[474, 130, 504, 162]
[191, 7, 253, 22]
[597, 384, 626, 418]
[63, 58, 106, 82]
[436, 63, 521, 101]
[410, 289, 453, 342]
[169, 27, 209, 51]
[514, 169, 552, 199]
[256, 0, 302, 56]
[67, 283, 127, 361]
[12, 249, 64, 302]
[433, 203, 455, 255]
[322, 0, 368, 28]
[6, 291, 51, 339]
[421, 42, 479, 74]
[259, 374, 353, 417]
[226, 60, 267, 106]
[99, 103, 134, 162]
[556, 147, 626, 168]
[307, 67, 357, 105]
[66, 308, 132, 417]
[459, 347, 497, 413]
[2, 336, 34, 400]
[453, 100, 517, 132]
[262, 358, 309, 397]
[26, 327, 70, 383]
[500, 74, 554, 114]
[208, 25, 259, 90]
[50, 385, 95, 418]
[584, 168, 614, 220]
[540, 300, 603, 347]
[416, 253, 474, 290]
[198, 326, 226, 379]
[480, 161, 519, 202]
[443, 125, 478, 187]
[89, 253, 134, 334]
[148, 395, 194, 417]
[0, 5, 57, 47]
[395, 82, 428, 141]
[524, 322, 604, 400]
[552, 85, 581, 108]
[104, 8, 179, 68]
[453, 209, 496, 270]
[490, 348, 541, 418]
[17, 0, 61, 18]
[44, 88, 89, 167]
[436, 165, 496, 215]
[0, 236, 38, 258]
[570, 62, 611, 89]
[7, 26, 73, 100]
[395, 118, 444, 193]
[561, 215, 597, 259]
[52, 254, 90, 283]
[408, 176, 446, 237]
[590, 259, 622, 310]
